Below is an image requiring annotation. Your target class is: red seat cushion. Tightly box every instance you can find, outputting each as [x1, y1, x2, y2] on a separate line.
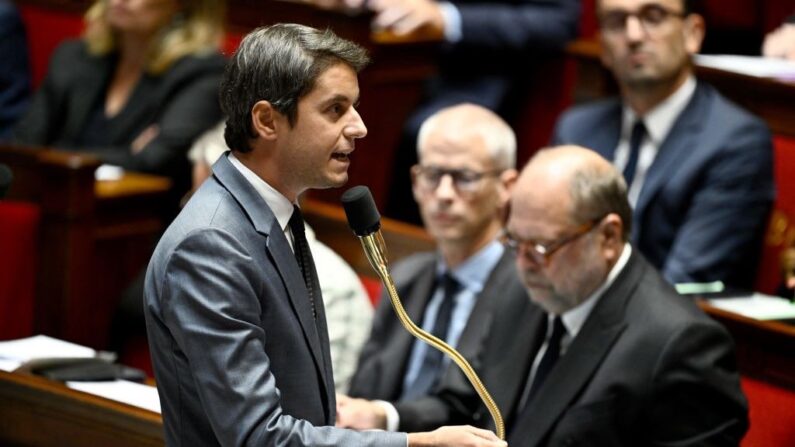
[741, 376, 795, 446]
[0, 201, 40, 340]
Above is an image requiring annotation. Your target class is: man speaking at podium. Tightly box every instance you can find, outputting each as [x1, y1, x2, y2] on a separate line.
[143, 24, 504, 447]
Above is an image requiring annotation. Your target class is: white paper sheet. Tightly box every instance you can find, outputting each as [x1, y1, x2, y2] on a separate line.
[67, 380, 161, 414]
[708, 293, 795, 320]
[0, 335, 96, 364]
[695, 54, 795, 80]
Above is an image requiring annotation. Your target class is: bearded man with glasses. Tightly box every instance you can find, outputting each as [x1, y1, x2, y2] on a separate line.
[499, 145, 747, 445]
[335, 103, 536, 434]
[552, 0, 774, 291]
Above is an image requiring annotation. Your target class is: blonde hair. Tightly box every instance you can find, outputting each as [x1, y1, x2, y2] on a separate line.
[83, 0, 225, 75]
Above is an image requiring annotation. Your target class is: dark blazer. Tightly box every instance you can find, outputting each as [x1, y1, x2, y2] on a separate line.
[0, 0, 30, 139]
[439, 250, 748, 446]
[144, 154, 405, 446]
[508, 251, 748, 446]
[552, 82, 774, 290]
[14, 40, 224, 192]
[347, 249, 531, 431]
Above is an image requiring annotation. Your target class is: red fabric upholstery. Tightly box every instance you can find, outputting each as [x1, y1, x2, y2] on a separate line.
[359, 276, 383, 307]
[0, 201, 40, 340]
[755, 136, 795, 294]
[17, 4, 84, 89]
[741, 376, 795, 446]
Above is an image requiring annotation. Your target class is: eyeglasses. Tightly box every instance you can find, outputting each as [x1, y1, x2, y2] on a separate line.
[501, 217, 604, 265]
[599, 3, 686, 37]
[411, 165, 502, 195]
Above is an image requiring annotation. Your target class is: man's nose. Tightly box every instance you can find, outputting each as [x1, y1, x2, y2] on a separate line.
[625, 15, 645, 42]
[345, 107, 367, 139]
[434, 174, 457, 199]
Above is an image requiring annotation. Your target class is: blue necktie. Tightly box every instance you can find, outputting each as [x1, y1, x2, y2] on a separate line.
[623, 120, 646, 187]
[402, 273, 461, 400]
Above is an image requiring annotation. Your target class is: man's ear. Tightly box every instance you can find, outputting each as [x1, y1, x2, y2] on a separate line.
[599, 213, 625, 261]
[683, 14, 706, 55]
[251, 101, 280, 141]
[498, 169, 519, 204]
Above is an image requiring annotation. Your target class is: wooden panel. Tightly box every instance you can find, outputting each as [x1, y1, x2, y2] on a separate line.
[699, 302, 795, 391]
[0, 371, 163, 447]
[0, 145, 171, 349]
[565, 39, 795, 137]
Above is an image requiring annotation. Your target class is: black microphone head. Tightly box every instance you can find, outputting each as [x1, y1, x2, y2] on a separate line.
[0, 164, 12, 199]
[341, 185, 381, 236]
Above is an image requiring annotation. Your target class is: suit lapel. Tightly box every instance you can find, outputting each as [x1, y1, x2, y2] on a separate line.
[212, 155, 333, 411]
[588, 101, 623, 161]
[511, 253, 644, 446]
[633, 83, 707, 235]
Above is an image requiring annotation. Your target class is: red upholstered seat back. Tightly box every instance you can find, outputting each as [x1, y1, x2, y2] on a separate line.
[0, 201, 40, 340]
[17, 4, 84, 89]
[741, 376, 795, 446]
[755, 136, 795, 294]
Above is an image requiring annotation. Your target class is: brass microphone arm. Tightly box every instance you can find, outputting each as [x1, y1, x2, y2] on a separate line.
[358, 231, 505, 440]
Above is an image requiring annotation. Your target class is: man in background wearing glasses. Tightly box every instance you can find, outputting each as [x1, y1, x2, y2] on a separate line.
[498, 145, 748, 445]
[552, 0, 774, 291]
[335, 103, 535, 433]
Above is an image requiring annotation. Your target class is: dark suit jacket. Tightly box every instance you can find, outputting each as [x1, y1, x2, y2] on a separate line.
[509, 251, 748, 446]
[14, 39, 224, 193]
[552, 82, 774, 290]
[0, 0, 29, 139]
[144, 154, 405, 446]
[347, 249, 531, 432]
[438, 250, 748, 446]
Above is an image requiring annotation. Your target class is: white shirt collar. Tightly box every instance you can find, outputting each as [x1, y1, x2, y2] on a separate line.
[622, 75, 696, 145]
[558, 243, 633, 338]
[227, 152, 294, 232]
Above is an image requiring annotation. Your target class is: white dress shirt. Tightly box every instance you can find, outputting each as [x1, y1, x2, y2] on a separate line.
[613, 76, 696, 206]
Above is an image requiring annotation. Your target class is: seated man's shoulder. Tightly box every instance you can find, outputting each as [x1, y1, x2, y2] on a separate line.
[390, 251, 437, 279]
[698, 83, 771, 138]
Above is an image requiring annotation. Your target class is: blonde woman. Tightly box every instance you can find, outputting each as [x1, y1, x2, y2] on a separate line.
[14, 0, 226, 194]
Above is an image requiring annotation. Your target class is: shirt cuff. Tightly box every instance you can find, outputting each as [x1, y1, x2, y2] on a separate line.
[438, 1, 462, 43]
[374, 399, 400, 432]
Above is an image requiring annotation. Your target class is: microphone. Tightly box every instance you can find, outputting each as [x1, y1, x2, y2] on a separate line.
[341, 185, 381, 236]
[341, 186, 505, 439]
[0, 164, 13, 199]
[342, 186, 390, 278]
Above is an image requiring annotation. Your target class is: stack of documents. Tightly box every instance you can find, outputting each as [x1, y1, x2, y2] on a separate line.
[0, 335, 160, 413]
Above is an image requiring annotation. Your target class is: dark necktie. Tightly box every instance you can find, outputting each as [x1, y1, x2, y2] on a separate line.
[288, 205, 318, 320]
[514, 316, 567, 417]
[623, 120, 647, 187]
[401, 273, 461, 400]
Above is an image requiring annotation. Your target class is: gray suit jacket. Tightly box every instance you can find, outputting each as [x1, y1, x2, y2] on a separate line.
[552, 82, 774, 290]
[348, 250, 531, 432]
[498, 251, 748, 446]
[144, 154, 406, 446]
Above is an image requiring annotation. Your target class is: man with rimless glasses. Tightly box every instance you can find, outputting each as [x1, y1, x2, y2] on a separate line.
[552, 0, 774, 291]
[499, 145, 747, 445]
[336, 103, 536, 433]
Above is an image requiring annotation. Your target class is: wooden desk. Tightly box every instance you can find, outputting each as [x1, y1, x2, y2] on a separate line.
[699, 302, 795, 391]
[0, 145, 172, 349]
[565, 39, 795, 138]
[302, 198, 435, 277]
[0, 371, 163, 447]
